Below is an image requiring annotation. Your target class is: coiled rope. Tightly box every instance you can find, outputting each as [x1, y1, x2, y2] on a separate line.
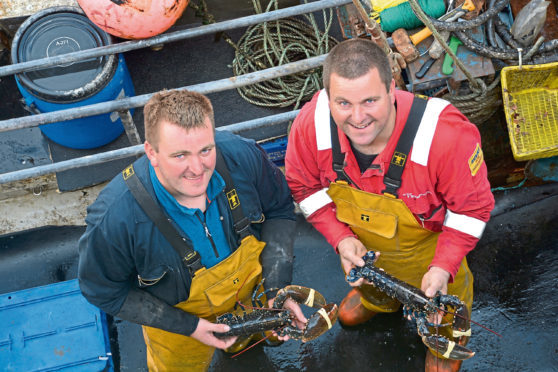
[231, 0, 338, 109]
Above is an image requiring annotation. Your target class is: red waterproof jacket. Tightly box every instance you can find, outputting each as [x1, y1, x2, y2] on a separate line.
[285, 89, 495, 278]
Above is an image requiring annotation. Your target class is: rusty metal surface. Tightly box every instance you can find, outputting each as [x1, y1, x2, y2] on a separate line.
[0, 0, 78, 19]
[406, 26, 494, 93]
[336, 4, 368, 39]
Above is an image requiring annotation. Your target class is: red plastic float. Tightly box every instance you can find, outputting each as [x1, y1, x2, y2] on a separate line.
[77, 0, 189, 39]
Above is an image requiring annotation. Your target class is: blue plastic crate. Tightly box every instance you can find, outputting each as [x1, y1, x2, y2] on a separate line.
[0, 279, 113, 371]
[260, 136, 288, 166]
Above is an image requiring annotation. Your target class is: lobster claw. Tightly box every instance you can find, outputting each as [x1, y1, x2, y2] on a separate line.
[422, 335, 475, 360]
[346, 252, 480, 360]
[288, 302, 339, 342]
[417, 293, 474, 360]
[273, 285, 339, 342]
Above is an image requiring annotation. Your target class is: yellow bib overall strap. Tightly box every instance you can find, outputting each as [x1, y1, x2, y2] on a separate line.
[327, 95, 473, 348]
[143, 235, 266, 372]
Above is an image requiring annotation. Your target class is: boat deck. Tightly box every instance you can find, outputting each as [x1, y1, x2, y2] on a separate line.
[1, 188, 558, 371]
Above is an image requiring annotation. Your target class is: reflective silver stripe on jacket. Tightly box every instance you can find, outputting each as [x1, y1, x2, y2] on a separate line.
[443, 210, 486, 239]
[298, 188, 333, 218]
[315, 89, 332, 151]
[410, 97, 450, 166]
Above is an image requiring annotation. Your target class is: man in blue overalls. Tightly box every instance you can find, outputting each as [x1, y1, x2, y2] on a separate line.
[79, 89, 305, 371]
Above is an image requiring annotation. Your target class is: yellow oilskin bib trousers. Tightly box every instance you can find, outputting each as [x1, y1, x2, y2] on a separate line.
[143, 234, 266, 372]
[326, 95, 473, 358]
[327, 182, 473, 316]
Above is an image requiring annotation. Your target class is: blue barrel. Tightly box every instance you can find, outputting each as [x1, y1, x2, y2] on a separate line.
[11, 6, 135, 149]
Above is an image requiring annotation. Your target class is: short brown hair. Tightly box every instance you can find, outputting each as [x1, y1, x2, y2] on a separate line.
[144, 90, 215, 150]
[322, 38, 392, 93]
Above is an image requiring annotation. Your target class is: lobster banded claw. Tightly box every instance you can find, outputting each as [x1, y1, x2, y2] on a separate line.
[281, 302, 339, 342]
[273, 285, 339, 342]
[273, 285, 326, 309]
[422, 335, 475, 360]
[418, 293, 473, 360]
[215, 285, 338, 343]
[347, 252, 476, 360]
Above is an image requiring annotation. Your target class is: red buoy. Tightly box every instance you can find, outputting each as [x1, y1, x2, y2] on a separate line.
[77, 0, 189, 39]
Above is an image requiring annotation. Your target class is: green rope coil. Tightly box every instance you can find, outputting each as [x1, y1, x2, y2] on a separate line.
[232, 0, 338, 109]
[379, 0, 446, 32]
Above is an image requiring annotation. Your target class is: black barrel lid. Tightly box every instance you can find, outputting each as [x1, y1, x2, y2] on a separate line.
[12, 7, 117, 103]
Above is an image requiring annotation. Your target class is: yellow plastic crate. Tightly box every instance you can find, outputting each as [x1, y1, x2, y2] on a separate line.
[501, 61, 558, 161]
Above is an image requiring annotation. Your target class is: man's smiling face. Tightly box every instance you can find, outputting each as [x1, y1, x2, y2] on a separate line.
[328, 67, 396, 154]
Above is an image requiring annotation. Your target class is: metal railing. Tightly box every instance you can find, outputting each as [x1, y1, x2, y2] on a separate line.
[0, 56, 324, 131]
[0, 110, 301, 184]
[0, 0, 351, 185]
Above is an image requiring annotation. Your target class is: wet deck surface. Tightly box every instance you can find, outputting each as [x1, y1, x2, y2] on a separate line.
[1, 184, 557, 371]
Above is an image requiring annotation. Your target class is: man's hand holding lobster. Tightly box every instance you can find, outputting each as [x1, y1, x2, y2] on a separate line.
[421, 266, 451, 325]
[268, 297, 308, 341]
[190, 318, 239, 349]
[337, 236, 379, 287]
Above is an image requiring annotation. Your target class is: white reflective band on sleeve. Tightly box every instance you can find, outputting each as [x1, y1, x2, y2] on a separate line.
[299, 188, 333, 217]
[315, 89, 332, 151]
[442, 340, 456, 359]
[304, 288, 316, 307]
[444, 210, 486, 239]
[317, 307, 333, 329]
[452, 328, 472, 337]
[411, 98, 450, 166]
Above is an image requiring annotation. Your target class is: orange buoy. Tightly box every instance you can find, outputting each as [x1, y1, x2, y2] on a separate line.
[77, 0, 189, 39]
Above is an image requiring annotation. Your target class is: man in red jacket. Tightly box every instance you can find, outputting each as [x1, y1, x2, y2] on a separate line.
[285, 38, 494, 371]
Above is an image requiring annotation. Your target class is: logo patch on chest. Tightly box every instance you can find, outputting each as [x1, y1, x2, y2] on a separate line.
[122, 165, 135, 180]
[360, 214, 370, 222]
[227, 189, 240, 209]
[391, 151, 407, 167]
[468, 143, 484, 177]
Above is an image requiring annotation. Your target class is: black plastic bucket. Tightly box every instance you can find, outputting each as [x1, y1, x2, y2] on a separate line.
[11, 6, 135, 149]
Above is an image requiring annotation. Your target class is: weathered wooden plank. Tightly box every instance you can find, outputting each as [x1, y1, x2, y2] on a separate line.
[0, 0, 78, 19]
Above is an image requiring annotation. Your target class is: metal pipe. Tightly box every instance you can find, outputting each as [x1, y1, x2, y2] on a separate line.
[0, 55, 326, 132]
[0, 0, 351, 77]
[0, 110, 300, 184]
[218, 110, 300, 133]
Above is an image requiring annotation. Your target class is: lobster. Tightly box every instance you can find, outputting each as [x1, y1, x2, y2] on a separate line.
[214, 285, 338, 342]
[347, 251, 474, 360]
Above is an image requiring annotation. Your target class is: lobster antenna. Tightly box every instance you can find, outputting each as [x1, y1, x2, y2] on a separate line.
[233, 270, 283, 312]
[442, 308, 502, 337]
